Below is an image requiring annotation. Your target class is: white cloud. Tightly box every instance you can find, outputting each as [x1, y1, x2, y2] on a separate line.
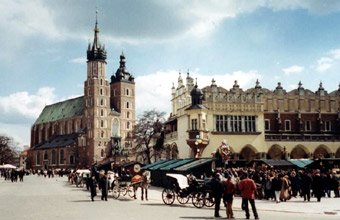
[282, 65, 304, 75]
[0, 87, 57, 123]
[135, 69, 261, 116]
[69, 57, 86, 64]
[330, 49, 340, 60]
[316, 57, 333, 72]
[0, 86, 58, 147]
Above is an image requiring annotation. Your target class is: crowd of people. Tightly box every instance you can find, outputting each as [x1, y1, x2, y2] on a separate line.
[0, 169, 26, 182]
[203, 165, 340, 219]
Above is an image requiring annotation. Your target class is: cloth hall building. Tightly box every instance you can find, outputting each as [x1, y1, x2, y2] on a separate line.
[164, 73, 340, 161]
[29, 19, 135, 169]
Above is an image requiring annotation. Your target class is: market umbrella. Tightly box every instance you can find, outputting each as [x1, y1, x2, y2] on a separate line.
[2, 164, 17, 169]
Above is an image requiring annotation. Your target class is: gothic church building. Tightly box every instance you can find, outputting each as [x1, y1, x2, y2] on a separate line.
[29, 18, 135, 169]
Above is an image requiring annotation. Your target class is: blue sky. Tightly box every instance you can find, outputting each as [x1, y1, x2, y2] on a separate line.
[1, 0, 340, 148]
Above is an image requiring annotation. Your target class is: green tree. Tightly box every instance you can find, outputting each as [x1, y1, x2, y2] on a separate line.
[131, 109, 166, 164]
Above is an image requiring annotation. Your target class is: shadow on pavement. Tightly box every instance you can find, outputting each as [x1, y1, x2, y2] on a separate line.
[69, 200, 92, 202]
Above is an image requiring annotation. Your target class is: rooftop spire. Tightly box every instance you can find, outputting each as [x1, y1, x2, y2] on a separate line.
[87, 9, 107, 62]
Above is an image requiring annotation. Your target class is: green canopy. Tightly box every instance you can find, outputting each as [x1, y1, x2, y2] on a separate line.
[160, 159, 194, 170]
[141, 160, 167, 170]
[288, 159, 313, 168]
[175, 158, 214, 172]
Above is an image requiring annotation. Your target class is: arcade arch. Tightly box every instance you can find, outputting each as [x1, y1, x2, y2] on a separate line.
[314, 145, 331, 159]
[239, 145, 257, 161]
[267, 144, 284, 160]
[290, 145, 309, 159]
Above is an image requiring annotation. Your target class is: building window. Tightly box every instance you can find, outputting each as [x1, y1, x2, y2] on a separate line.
[59, 150, 64, 164]
[126, 88, 129, 96]
[101, 109, 104, 116]
[101, 149, 104, 158]
[191, 119, 198, 130]
[44, 151, 48, 160]
[100, 99, 104, 106]
[325, 121, 332, 131]
[127, 121, 130, 129]
[264, 119, 270, 131]
[36, 152, 41, 165]
[285, 120, 291, 131]
[305, 120, 311, 131]
[202, 119, 206, 130]
[101, 120, 104, 128]
[215, 115, 256, 133]
[100, 88, 103, 95]
[70, 155, 74, 165]
[51, 150, 57, 164]
[100, 79, 103, 85]
[126, 102, 129, 109]
[127, 111, 130, 119]
[101, 131, 104, 138]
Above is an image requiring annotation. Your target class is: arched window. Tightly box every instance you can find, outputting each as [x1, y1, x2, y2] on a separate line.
[127, 111, 130, 119]
[101, 120, 104, 128]
[101, 149, 104, 158]
[127, 121, 130, 129]
[44, 151, 48, 160]
[36, 152, 41, 165]
[126, 102, 129, 109]
[52, 150, 57, 164]
[60, 150, 64, 164]
[100, 88, 103, 95]
[126, 88, 129, 96]
[101, 109, 104, 116]
[100, 99, 104, 106]
[70, 155, 74, 164]
[112, 119, 119, 137]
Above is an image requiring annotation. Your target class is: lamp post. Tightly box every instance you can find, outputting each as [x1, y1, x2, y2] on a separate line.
[194, 135, 202, 158]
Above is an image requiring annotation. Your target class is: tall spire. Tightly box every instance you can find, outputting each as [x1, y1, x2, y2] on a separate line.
[93, 9, 100, 50]
[87, 9, 107, 62]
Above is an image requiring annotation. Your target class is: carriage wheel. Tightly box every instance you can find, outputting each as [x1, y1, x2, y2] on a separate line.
[127, 185, 136, 198]
[162, 189, 175, 205]
[192, 193, 205, 208]
[112, 186, 120, 199]
[177, 194, 189, 204]
[203, 192, 215, 207]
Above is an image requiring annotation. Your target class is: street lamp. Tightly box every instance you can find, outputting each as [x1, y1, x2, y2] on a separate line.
[194, 135, 202, 158]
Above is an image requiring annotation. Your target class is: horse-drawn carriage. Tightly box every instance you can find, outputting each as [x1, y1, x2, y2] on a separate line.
[161, 173, 215, 208]
[112, 171, 151, 200]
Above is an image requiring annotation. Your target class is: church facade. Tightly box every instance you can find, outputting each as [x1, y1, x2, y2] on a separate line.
[29, 18, 135, 169]
[164, 72, 340, 161]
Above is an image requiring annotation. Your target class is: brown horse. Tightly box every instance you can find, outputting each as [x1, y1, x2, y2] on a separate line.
[131, 171, 151, 200]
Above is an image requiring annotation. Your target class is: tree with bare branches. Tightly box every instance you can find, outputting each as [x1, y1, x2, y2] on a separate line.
[131, 110, 166, 164]
[0, 135, 18, 164]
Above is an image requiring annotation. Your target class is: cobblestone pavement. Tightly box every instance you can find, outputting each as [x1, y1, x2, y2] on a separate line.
[0, 175, 339, 220]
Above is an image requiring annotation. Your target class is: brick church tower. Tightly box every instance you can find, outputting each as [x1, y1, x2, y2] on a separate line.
[110, 52, 136, 152]
[84, 14, 117, 164]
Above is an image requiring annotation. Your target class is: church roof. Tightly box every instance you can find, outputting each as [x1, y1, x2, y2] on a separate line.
[32, 132, 81, 149]
[34, 96, 84, 125]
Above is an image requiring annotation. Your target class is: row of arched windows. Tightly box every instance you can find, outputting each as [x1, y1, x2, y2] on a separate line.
[35, 149, 69, 165]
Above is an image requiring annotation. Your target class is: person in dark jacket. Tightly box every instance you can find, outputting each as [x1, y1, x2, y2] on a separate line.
[89, 176, 97, 201]
[271, 173, 282, 203]
[211, 172, 223, 218]
[99, 174, 109, 201]
[301, 170, 313, 202]
[312, 170, 324, 202]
